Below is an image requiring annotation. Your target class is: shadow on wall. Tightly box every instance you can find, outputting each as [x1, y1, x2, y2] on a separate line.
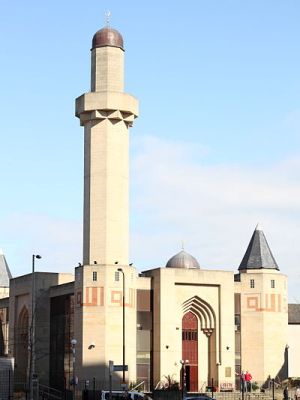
[275, 346, 289, 382]
[261, 346, 289, 389]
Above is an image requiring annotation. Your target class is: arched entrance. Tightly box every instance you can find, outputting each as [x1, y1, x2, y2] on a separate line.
[15, 306, 29, 382]
[182, 311, 198, 392]
[182, 296, 216, 391]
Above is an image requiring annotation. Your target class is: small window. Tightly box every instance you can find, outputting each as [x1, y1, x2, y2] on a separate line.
[92, 271, 97, 281]
[250, 279, 255, 288]
[271, 279, 275, 288]
[235, 314, 240, 327]
[115, 271, 120, 282]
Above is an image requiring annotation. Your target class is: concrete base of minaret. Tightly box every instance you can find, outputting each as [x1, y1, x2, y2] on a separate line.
[74, 263, 137, 386]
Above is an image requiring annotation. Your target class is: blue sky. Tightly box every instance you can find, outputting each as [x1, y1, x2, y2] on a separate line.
[0, 1, 299, 301]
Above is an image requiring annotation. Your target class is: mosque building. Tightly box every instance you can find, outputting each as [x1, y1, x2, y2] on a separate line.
[0, 24, 299, 394]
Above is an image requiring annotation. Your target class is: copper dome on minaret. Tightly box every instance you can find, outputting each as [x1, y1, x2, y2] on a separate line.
[92, 27, 124, 50]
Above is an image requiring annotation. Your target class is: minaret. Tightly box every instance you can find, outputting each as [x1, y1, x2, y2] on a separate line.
[76, 26, 138, 266]
[74, 25, 139, 385]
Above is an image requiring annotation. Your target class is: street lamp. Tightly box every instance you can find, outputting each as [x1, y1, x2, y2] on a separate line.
[30, 254, 42, 400]
[180, 359, 189, 400]
[117, 268, 125, 384]
[285, 344, 289, 379]
[71, 339, 77, 399]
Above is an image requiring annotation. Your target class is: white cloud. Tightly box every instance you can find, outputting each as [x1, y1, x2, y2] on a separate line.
[130, 135, 300, 302]
[1, 134, 299, 303]
[1, 213, 82, 276]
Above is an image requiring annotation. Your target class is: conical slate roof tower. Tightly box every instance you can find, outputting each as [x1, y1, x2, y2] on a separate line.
[0, 249, 12, 287]
[238, 225, 279, 271]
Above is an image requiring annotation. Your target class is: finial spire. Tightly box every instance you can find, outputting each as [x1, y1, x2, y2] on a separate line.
[255, 223, 262, 231]
[181, 240, 185, 251]
[105, 10, 111, 26]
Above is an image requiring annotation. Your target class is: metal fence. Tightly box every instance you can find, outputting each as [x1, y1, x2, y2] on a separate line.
[0, 374, 298, 400]
[0, 369, 13, 400]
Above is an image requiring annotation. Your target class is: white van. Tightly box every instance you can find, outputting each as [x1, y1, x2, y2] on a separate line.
[101, 391, 147, 400]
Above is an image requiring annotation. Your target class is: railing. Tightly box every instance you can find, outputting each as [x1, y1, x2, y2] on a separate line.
[39, 385, 64, 400]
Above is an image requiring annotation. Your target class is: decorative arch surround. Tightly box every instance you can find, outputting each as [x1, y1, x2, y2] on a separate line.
[182, 296, 219, 388]
[182, 295, 216, 337]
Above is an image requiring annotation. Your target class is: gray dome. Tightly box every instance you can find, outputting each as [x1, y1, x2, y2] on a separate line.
[166, 250, 200, 269]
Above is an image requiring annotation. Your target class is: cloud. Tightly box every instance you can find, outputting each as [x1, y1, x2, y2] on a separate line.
[130, 134, 300, 302]
[1, 134, 299, 303]
[1, 213, 82, 276]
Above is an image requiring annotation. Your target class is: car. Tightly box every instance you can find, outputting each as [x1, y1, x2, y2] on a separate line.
[184, 396, 215, 400]
[101, 391, 150, 400]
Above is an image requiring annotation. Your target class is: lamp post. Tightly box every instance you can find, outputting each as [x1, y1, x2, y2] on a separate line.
[30, 254, 42, 400]
[117, 268, 125, 384]
[180, 359, 189, 400]
[71, 339, 77, 400]
[285, 344, 289, 379]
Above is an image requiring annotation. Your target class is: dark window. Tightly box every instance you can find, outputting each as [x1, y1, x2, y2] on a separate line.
[115, 271, 119, 282]
[250, 279, 255, 288]
[182, 329, 198, 341]
[271, 279, 275, 288]
[92, 271, 97, 281]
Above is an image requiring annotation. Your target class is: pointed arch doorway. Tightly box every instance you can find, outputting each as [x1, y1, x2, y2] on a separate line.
[15, 306, 29, 383]
[182, 311, 198, 392]
[182, 296, 216, 392]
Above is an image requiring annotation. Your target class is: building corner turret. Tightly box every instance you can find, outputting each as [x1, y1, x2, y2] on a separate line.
[235, 226, 288, 383]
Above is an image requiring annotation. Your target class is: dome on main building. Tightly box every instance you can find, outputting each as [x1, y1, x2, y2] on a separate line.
[166, 250, 200, 269]
[92, 27, 124, 50]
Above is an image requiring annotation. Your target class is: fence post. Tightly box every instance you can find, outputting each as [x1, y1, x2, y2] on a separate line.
[93, 377, 96, 400]
[7, 369, 11, 400]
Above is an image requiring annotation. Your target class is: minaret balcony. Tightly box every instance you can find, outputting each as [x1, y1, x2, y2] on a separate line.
[75, 91, 139, 125]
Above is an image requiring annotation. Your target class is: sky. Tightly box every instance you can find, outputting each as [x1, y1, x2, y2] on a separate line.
[0, 1, 300, 302]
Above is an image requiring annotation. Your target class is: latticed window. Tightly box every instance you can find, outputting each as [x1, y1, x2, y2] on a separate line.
[92, 271, 97, 281]
[182, 330, 198, 341]
[250, 279, 255, 288]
